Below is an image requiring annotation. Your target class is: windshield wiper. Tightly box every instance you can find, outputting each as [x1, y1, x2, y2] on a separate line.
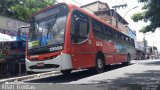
[47, 15, 57, 38]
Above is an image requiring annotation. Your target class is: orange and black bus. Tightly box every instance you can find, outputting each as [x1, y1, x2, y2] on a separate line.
[25, 3, 136, 74]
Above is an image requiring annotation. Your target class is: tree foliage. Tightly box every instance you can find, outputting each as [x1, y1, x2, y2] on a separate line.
[131, 0, 160, 33]
[0, 0, 56, 21]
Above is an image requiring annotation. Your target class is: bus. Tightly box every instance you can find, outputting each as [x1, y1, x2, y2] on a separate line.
[24, 3, 136, 74]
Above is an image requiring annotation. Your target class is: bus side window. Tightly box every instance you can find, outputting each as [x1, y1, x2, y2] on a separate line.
[104, 25, 114, 42]
[114, 31, 118, 38]
[91, 19, 105, 40]
[70, 14, 76, 42]
[71, 10, 89, 43]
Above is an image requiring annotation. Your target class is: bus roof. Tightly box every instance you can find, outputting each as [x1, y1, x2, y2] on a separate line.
[66, 3, 131, 38]
[31, 2, 130, 38]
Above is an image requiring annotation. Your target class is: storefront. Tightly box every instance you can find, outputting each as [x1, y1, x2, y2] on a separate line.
[0, 15, 29, 37]
[0, 15, 29, 78]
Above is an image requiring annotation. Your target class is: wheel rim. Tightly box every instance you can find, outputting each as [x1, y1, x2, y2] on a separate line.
[97, 59, 103, 68]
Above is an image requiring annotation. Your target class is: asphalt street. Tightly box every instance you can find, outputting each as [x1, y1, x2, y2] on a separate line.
[24, 59, 160, 85]
[1, 59, 160, 90]
[68, 59, 160, 85]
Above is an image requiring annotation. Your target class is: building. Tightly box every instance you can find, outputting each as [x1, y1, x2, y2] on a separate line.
[137, 41, 147, 51]
[0, 15, 28, 78]
[0, 15, 29, 37]
[81, 1, 139, 58]
[81, 1, 129, 35]
[127, 28, 137, 48]
[146, 46, 159, 59]
[136, 41, 146, 59]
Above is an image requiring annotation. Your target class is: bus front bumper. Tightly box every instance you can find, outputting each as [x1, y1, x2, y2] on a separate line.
[25, 54, 73, 72]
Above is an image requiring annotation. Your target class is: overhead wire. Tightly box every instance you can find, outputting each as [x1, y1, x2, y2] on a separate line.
[114, 0, 148, 42]
[108, 0, 134, 30]
[62, 0, 140, 34]
[106, 0, 142, 39]
[71, 0, 131, 35]
[108, 0, 137, 27]
[117, 0, 145, 28]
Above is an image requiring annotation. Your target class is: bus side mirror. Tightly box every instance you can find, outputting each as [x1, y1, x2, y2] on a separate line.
[17, 26, 30, 41]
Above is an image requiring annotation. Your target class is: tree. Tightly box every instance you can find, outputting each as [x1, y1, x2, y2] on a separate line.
[0, 0, 18, 15]
[131, 0, 160, 33]
[0, 0, 56, 21]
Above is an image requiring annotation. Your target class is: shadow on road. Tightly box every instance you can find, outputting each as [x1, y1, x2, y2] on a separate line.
[93, 70, 160, 84]
[140, 60, 160, 66]
[25, 64, 133, 84]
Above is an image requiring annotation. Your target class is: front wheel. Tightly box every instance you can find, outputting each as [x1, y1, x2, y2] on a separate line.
[96, 56, 105, 73]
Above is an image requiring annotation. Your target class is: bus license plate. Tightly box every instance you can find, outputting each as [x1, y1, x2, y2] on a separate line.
[37, 63, 44, 67]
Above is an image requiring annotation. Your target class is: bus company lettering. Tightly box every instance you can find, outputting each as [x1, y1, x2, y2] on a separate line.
[88, 39, 92, 44]
[96, 41, 103, 47]
[49, 46, 63, 51]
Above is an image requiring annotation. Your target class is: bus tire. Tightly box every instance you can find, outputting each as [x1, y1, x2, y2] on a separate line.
[61, 69, 71, 75]
[96, 55, 105, 73]
[127, 54, 131, 64]
[123, 54, 131, 65]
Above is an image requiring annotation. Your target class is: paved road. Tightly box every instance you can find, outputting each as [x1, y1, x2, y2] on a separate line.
[68, 59, 160, 84]
[24, 63, 129, 84]
[24, 59, 160, 85]
[1, 59, 160, 90]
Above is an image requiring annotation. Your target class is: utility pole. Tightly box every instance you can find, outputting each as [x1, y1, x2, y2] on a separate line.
[112, 4, 127, 28]
[143, 33, 146, 59]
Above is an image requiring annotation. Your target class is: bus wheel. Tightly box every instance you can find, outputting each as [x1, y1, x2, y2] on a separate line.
[96, 56, 105, 73]
[127, 54, 131, 64]
[61, 69, 71, 75]
[123, 54, 131, 65]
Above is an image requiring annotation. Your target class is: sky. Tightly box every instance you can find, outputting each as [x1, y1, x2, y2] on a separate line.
[57, 0, 160, 51]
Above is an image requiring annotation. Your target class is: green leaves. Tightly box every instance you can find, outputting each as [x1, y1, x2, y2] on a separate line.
[132, 0, 160, 33]
[131, 12, 144, 22]
[140, 25, 154, 33]
[0, 0, 56, 21]
[10, 4, 29, 20]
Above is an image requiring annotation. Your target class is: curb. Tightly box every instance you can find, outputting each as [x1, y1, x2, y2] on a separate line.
[0, 71, 61, 84]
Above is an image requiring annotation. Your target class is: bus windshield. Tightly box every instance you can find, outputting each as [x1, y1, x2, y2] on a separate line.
[27, 4, 68, 55]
